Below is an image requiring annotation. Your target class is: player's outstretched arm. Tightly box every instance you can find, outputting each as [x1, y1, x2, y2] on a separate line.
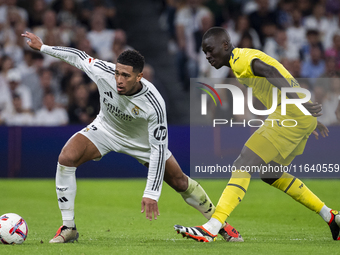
[141, 99, 167, 221]
[22, 31, 101, 82]
[312, 121, 329, 140]
[21, 31, 43, 51]
[252, 59, 322, 117]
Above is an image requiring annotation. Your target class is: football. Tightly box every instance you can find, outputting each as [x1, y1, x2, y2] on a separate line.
[0, 213, 28, 244]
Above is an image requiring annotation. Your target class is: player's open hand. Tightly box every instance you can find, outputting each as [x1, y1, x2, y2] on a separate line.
[312, 121, 329, 140]
[302, 102, 323, 117]
[21, 31, 43, 51]
[141, 197, 159, 221]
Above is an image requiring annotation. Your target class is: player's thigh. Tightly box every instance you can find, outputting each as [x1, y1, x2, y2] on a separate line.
[163, 155, 188, 192]
[239, 132, 280, 170]
[59, 133, 101, 167]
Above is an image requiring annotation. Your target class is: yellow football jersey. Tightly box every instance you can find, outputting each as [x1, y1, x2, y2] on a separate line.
[229, 48, 317, 159]
[229, 48, 306, 117]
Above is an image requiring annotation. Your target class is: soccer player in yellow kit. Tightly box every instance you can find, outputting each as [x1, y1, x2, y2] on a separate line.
[175, 27, 340, 242]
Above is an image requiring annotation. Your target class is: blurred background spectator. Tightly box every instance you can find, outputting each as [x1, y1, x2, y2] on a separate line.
[68, 83, 98, 124]
[1, 93, 34, 126]
[35, 90, 68, 126]
[175, 0, 212, 91]
[87, 11, 115, 60]
[6, 68, 32, 111]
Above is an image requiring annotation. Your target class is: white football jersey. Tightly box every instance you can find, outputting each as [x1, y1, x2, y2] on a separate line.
[41, 45, 168, 201]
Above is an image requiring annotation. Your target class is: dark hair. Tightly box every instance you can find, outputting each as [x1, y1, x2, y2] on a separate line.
[306, 29, 319, 36]
[203, 27, 229, 41]
[117, 50, 145, 73]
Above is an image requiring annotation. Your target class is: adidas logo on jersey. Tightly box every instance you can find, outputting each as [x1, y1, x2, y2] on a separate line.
[104, 91, 113, 98]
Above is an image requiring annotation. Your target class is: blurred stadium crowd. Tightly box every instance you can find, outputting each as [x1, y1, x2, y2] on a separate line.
[0, 0, 339, 126]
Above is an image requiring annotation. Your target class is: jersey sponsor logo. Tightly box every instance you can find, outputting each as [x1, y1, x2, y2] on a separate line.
[104, 91, 113, 98]
[103, 98, 132, 121]
[89, 58, 95, 63]
[132, 106, 140, 115]
[153, 126, 167, 141]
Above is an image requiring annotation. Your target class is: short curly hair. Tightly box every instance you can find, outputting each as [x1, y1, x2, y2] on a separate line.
[117, 50, 145, 73]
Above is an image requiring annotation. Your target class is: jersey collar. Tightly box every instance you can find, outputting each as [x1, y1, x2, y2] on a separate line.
[127, 79, 149, 98]
[229, 48, 237, 66]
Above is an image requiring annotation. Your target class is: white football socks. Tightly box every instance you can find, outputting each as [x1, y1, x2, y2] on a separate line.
[56, 162, 77, 228]
[202, 218, 222, 236]
[179, 177, 215, 220]
[319, 205, 332, 223]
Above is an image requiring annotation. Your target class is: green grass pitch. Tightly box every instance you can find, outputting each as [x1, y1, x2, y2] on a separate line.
[0, 178, 339, 254]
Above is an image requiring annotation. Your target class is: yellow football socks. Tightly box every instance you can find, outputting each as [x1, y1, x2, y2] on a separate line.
[271, 172, 324, 213]
[212, 170, 251, 223]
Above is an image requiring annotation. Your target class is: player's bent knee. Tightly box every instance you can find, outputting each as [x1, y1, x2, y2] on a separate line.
[167, 175, 188, 192]
[259, 171, 284, 185]
[260, 177, 279, 185]
[58, 151, 80, 167]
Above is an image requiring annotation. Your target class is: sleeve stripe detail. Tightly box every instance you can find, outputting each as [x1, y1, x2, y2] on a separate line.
[156, 144, 165, 191]
[51, 47, 89, 60]
[145, 93, 161, 124]
[94, 61, 115, 75]
[97, 60, 116, 73]
[94, 63, 115, 76]
[151, 144, 162, 190]
[151, 144, 165, 191]
[148, 91, 164, 123]
[145, 92, 164, 124]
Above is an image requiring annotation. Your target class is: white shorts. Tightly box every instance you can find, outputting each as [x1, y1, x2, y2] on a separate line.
[76, 117, 172, 165]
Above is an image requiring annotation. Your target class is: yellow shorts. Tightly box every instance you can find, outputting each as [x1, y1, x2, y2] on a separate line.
[245, 132, 306, 165]
[245, 112, 317, 165]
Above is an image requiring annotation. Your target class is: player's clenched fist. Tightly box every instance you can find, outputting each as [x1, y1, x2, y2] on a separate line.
[21, 31, 43, 51]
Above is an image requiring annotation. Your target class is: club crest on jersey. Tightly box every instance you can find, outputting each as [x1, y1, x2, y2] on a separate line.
[154, 126, 167, 141]
[132, 106, 140, 115]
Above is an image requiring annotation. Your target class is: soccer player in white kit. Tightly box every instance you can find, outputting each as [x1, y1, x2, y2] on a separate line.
[22, 31, 243, 243]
